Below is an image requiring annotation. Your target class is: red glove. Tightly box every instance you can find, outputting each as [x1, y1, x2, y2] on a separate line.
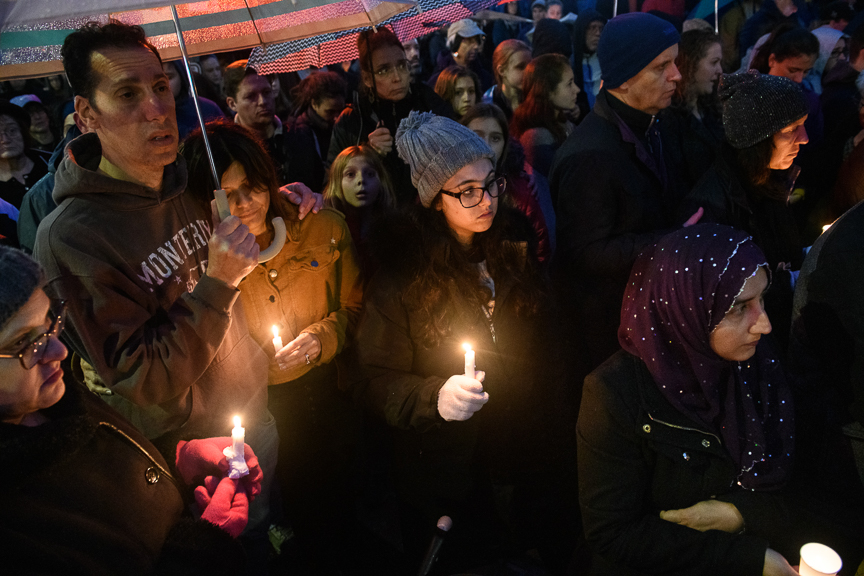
[195, 476, 250, 538]
[176, 438, 263, 499]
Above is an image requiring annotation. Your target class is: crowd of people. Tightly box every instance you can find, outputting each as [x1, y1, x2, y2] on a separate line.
[2, 0, 864, 574]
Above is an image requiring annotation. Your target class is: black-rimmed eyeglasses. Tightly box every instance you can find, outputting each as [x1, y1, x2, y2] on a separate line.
[440, 176, 507, 209]
[0, 301, 66, 370]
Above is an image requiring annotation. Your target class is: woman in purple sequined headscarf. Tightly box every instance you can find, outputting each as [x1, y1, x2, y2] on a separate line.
[577, 223, 802, 576]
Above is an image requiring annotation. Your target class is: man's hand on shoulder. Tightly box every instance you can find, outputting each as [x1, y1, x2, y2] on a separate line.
[280, 183, 323, 220]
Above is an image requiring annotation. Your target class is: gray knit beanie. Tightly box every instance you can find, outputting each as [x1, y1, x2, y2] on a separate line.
[720, 71, 809, 149]
[0, 246, 45, 331]
[396, 111, 494, 207]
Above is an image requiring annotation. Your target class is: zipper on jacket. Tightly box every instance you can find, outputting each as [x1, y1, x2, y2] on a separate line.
[646, 412, 722, 446]
[99, 422, 179, 487]
[480, 305, 497, 345]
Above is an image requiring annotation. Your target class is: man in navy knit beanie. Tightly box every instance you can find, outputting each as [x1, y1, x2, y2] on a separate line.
[549, 13, 701, 391]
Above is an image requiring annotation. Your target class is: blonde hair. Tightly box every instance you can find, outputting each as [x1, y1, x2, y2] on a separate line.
[324, 146, 396, 209]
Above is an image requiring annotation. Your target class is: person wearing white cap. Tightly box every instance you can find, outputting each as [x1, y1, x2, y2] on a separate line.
[427, 19, 494, 92]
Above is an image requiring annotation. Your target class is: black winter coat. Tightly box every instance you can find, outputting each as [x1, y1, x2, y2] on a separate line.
[549, 89, 678, 373]
[658, 103, 724, 199]
[0, 381, 242, 575]
[579, 351, 796, 576]
[356, 210, 576, 568]
[680, 147, 803, 348]
[327, 84, 452, 206]
[279, 110, 331, 192]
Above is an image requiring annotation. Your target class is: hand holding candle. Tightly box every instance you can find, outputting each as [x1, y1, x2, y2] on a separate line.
[271, 325, 283, 352]
[222, 415, 249, 479]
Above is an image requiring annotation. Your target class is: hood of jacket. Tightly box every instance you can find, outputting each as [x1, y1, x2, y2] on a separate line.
[53, 133, 188, 209]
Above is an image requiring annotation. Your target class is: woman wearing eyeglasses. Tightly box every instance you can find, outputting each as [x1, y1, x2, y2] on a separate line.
[0, 247, 261, 574]
[355, 112, 576, 573]
[327, 28, 453, 207]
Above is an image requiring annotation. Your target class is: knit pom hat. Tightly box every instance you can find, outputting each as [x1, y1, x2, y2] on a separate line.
[0, 246, 45, 331]
[396, 111, 494, 207]
[598, 13, 680, 89]
[720, 71, 809, 149]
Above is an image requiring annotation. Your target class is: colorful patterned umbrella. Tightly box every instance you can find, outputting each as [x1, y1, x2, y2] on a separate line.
[248, 0, 497, 74]
[0, 0, 416, 79]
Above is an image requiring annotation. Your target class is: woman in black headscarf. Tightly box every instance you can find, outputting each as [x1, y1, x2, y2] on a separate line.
[576, 224, 858, 576]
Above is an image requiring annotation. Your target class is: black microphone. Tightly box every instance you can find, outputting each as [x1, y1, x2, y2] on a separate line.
[416, 515, 453, 576]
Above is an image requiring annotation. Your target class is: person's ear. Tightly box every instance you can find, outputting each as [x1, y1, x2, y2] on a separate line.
[225, 96, 238, 113]
[74, 95, 100, 132]
[768, 53, 778, 70]
[361, 70, 374, 90]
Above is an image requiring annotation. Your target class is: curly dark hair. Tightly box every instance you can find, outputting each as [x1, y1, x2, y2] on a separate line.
[61, 20, 161, 102]
[673, 29, 722, 113]
[401, 197, 545, 349]
[289, 71, 347, 114]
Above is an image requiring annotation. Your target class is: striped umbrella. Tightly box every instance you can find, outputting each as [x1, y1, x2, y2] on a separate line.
[248, 0, 497, 74]
[0, 0, 416, 79]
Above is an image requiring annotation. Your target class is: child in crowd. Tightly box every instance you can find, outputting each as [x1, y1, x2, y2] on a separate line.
[324, 145, 396, 274]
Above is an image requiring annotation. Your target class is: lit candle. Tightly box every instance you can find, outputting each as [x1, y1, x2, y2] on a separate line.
[799, 543, 842, 576]
[231, 415, 245, 462]
[462, 343, 475, 379]
[271, 325, 283, 352]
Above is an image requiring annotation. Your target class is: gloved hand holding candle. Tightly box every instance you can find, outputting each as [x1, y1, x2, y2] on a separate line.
[437, 343, 488, 422]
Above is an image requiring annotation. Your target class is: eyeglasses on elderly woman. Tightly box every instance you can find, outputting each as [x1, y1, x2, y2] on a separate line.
[0, 300, 66, 370]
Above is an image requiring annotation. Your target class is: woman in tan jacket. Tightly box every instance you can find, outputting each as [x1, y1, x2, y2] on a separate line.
[182, 120, 363, 571]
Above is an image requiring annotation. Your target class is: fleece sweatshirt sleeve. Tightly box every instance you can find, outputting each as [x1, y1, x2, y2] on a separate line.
[36, 229, 238, 409]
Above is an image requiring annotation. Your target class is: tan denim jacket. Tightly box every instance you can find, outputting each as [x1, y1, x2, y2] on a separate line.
[239, 205, 362, 386]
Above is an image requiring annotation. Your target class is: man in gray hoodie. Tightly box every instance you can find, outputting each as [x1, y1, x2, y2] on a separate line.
[32, 22, 291, 546]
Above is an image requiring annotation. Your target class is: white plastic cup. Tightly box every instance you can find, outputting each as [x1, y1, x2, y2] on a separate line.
[799, 543, 842, 576]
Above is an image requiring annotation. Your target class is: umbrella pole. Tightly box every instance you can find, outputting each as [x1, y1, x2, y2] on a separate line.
[613, 0, 618, 18]
[169, 5, 286, 262]
[715, 0, 719, 33]
[169, 5, 222, 199]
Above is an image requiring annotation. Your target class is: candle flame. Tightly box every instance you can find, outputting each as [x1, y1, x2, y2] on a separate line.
[271, 325, 279, 338]
[822, 223, 832, 233]
[233, 415, 241, 428]
[462, 343, 472, 352]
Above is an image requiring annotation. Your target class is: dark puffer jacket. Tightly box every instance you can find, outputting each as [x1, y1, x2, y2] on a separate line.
[578, 350, 857, 576]
[0, 381, 242, 575]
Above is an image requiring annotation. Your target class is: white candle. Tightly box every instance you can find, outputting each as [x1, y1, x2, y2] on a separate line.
[799, 543, 842, 576]
[271, 325, 282, 352]
[231, 415, 245, 462]
[463, 343, 475, 379]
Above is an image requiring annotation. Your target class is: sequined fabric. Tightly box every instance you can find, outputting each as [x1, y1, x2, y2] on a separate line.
[619, 223, 795, 491]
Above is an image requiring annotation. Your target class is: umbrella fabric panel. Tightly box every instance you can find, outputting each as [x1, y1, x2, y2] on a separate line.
[250, 0, 497, 74]
[0, 0, 414, 79]
[120, 0, 415, 50]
